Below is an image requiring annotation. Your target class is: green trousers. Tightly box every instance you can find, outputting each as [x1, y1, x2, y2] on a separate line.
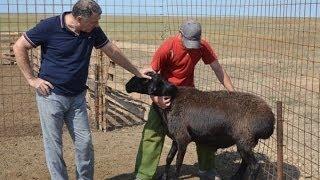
[134, 106, 216, 180]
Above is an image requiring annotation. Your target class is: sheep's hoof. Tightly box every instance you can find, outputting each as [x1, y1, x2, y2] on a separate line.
[171, 176, 179, 180]
[167, 172, 179, 180]
[158, 175, 178, 180]
[231, 174, 243, 180]
[157, 173, 169, 180]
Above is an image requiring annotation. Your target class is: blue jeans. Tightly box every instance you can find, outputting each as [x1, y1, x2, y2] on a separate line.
[36, 90, 94, 180]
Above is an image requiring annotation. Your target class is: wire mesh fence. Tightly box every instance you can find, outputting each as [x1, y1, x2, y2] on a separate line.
[0, 0, 319, 179]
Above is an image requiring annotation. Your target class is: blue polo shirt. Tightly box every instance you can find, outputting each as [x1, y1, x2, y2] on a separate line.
[24, 12, 109, 96]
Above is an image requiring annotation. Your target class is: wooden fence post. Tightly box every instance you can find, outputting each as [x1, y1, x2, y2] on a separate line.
[94, 64, 100, 130]
[277, 101, 284, 180]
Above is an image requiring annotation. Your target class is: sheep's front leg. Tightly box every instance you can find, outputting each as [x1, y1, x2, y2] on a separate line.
[161, 141, 178, 180]
[246, 151, 259, 180]
[174, 143, 187, 179]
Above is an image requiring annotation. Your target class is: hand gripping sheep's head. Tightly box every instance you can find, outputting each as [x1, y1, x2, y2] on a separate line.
[125, 72, 178, 97]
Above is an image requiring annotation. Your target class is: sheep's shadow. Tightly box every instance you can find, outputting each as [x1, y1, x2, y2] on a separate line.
[107, 151, 300, 180]
[212, 151, 301, 179]
[106, 163, 198, 180]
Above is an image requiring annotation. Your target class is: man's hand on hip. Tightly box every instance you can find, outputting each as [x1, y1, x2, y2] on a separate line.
[28, 78, 54, 96]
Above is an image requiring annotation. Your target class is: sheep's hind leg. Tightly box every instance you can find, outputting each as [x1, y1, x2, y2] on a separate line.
[235, 144, 260, 180]
[231, 157, 247, 180]
[173, 143, 187, 179]
[161, 141, 178, 180]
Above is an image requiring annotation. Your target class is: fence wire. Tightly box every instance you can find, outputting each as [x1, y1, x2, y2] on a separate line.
[0, 0, 319, 179]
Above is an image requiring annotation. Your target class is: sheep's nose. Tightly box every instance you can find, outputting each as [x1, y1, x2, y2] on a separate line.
[125, 81, 135, 93]
[125, 84, 132, 93]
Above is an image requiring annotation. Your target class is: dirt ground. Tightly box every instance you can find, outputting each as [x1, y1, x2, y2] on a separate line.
[1, 124, 287, 180]
[0, 125, 202, 180]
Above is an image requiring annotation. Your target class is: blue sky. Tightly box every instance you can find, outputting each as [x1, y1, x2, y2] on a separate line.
[0, 0, 319, 17]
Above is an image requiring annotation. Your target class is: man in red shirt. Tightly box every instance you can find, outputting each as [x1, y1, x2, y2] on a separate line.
[134, 20, 235, 180]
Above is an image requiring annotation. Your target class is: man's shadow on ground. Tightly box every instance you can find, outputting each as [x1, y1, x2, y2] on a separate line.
[107, 151, 300, 180]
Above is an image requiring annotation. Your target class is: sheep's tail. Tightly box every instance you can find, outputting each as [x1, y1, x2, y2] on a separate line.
[253, 110, 276, 140]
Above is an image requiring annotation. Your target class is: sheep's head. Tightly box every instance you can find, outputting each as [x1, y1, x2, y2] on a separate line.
[126, 72, 178, 97]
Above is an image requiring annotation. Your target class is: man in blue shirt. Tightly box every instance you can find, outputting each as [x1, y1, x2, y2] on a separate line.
[13, 0, 151, 179]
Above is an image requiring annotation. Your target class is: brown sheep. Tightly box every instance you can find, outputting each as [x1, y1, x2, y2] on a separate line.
[125, 72, 275, 180]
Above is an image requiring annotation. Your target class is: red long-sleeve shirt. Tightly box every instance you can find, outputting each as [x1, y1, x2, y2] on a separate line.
[151, 35, 218, 87]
